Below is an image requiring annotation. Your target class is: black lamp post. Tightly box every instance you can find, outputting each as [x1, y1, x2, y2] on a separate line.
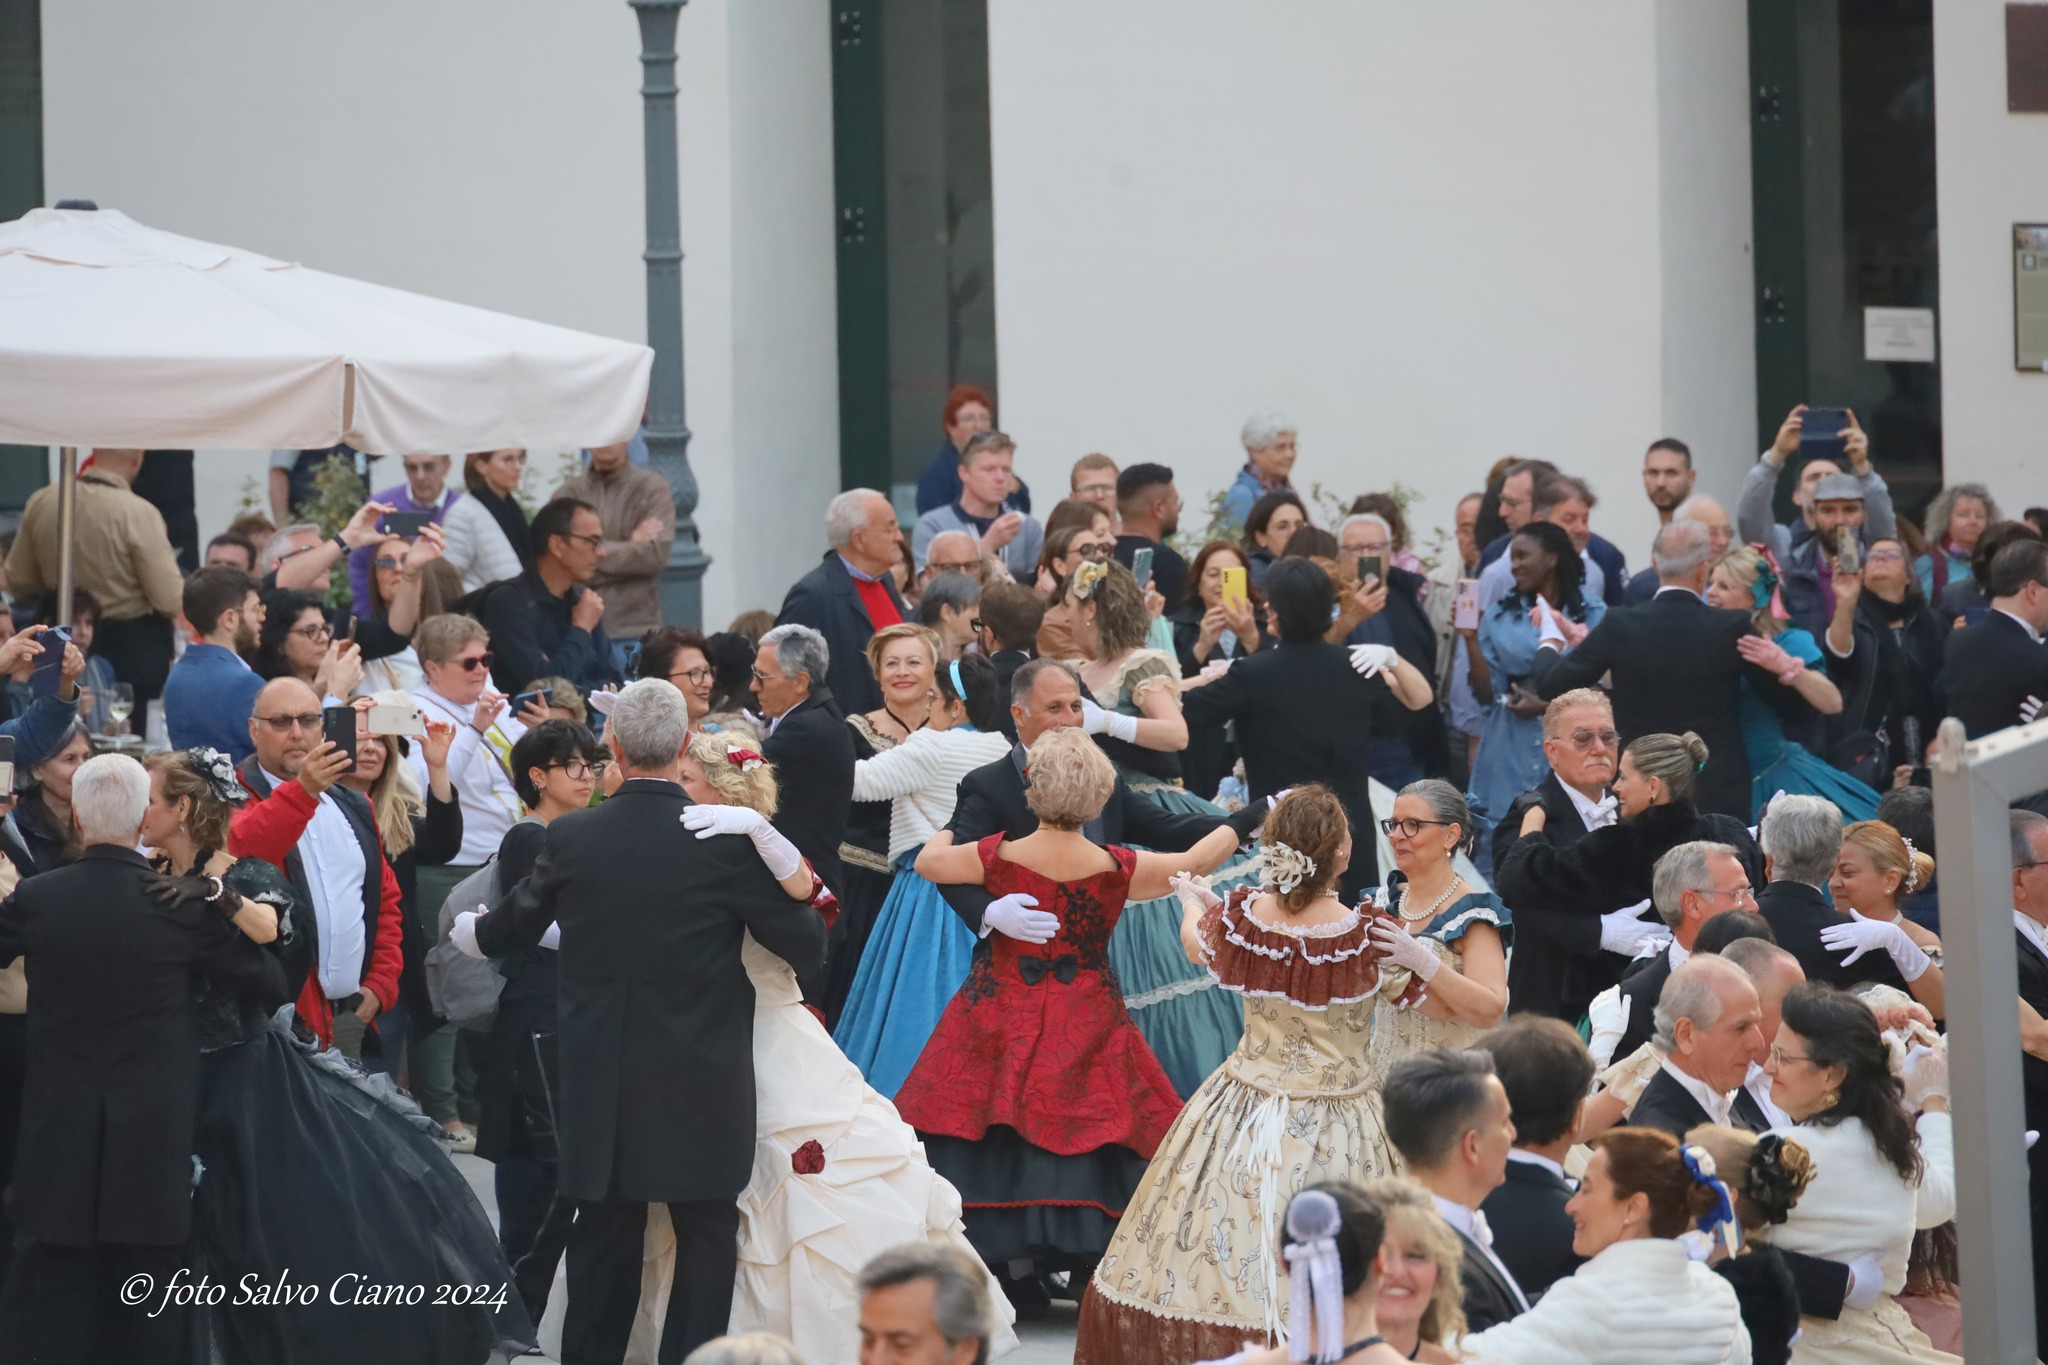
[629, 0, 710, 626]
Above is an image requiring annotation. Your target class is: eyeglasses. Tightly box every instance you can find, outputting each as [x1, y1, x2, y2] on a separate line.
[670, 666, 712, 686]
[1768, 1045, 1812, 1067]
[373, 556, 404, 571]
[1074, 482, 1116, 499]
[550, 759, 611, 781]
[969, 619, 984, 634]
[1865, 548, 1906, 563]
[255, 712, 323, 733]
[1565, 728, 1620, 752]
[451, 653, 494, 672]
[558, 532, 605, 552]
[928, 560, 984, 578]
[402, 460, 444, 476]
[1071, 540, 1117, 557]
[1380, 817, 1456, 838]
[287, 623, 332, 642]
[1696, 885, 1757, 905]
[751, 666, 783, 685]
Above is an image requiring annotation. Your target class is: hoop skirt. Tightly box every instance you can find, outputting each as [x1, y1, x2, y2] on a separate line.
[193, 858, 529, 1364]
[895, 837, 1183, 1270]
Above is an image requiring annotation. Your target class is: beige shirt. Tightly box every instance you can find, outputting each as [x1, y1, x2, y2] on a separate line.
[7, 468, 184, 621]
[553, 462, 674, 637]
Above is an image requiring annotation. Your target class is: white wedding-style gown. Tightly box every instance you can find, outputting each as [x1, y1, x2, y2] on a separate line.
[539, 934, 1018, 1364]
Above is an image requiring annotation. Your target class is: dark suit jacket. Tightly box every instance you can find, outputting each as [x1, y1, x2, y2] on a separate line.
[1755, 879, 1908, 995]
[761, 687, 856, 894]
[1116, 534, 1189, 609]
[937, 744, 1267, 932]
[1937, 609, 2048, 741]
[776, 554, 911, 715]
[1614, 944, 1678, 1060]
[1496, 802, 1764, 1020]
[2014, 925, 2048, 1358]
[477, 779, 826, 1204]
[1345, 566, 1451, 778]
[1528, 589, 1802, 820]
[1623, 565, 1659, 606]
[988, 650, 1033, 742]
[1495, 772, 1607, 1021]
[1183, 638, 1406, 899]
[1456, 1226, 1529, 1333]
[0, 846, 285, 1246]
[1481, 1159, 1583, 1301]
[1631, 1064, 1756, 1138]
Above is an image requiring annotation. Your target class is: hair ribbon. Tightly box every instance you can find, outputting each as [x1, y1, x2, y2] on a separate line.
[1280, 1189, 1348, 1362]
[1677, 1144, 1741, 1261]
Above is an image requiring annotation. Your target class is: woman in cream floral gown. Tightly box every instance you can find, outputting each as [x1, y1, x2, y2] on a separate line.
[539, 731, 1016, 1365]
[1075, 780, 1510, 1365]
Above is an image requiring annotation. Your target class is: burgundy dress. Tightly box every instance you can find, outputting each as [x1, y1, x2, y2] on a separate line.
[893, 835, 1184, 1268]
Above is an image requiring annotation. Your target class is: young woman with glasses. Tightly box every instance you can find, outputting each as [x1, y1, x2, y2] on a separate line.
[252, 588, 364, 699]
[634, 626, 717, 728]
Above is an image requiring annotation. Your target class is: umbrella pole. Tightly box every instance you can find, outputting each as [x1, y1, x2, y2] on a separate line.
[55, 446, 76, 628]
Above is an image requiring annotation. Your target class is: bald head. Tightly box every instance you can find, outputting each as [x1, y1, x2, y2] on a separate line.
[1719, 938, 1803, 1043]
[88, 449, 145, 482]
[249, 676, 324, 777]
[1674, 495, 1732, 560]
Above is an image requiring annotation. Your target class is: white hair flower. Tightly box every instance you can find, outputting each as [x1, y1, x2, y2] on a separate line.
[1258, 840, 1317, 895]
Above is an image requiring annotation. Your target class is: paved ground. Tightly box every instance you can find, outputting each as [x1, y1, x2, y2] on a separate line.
[454, 1154, 1080, 1364]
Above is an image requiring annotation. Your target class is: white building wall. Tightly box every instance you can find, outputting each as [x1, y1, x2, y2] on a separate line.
[38, 0, 837, 628]
[1934, 0, 2048, 503]
[986, 0, 1755, 568]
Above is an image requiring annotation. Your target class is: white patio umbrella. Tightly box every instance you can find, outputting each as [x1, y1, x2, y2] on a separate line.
[0, 204, 653, 618]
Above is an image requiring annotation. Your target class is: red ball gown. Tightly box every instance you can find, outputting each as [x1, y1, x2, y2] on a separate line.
[892, 835, 1184, 1269]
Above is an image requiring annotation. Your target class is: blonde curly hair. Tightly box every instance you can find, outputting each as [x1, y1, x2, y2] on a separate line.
[683, 729, 780, 818]
[1360, 1176, 1469, 1345]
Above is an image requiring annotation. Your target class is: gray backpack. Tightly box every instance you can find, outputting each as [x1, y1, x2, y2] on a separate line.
[425, 816, 542, 1032]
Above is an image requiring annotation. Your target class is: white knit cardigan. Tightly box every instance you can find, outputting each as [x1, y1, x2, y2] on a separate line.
[1460, 1237, 1751, 1365]
[851, 726, 1014, 863]
[1760, 1112, 1955, 1296]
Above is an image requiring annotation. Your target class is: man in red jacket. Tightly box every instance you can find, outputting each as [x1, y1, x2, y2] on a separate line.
[227, 677, 404, 1058]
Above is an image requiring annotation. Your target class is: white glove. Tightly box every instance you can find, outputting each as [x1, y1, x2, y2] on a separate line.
[1080, 697, 1138, 743]
[1844, 1253, 1884, 1311]
[1899, 1041, 1949, 1110]
[1820, 909, 1932, 982]
[681, 804, 805, 881]
[1170, 871, 1224, 916]
[1368, 919, 1441, 982]
[451, 909, 485, 960]
[2024, 694, 2044, 725]
[587, 687, 619, 717]
[1586, 988, 1630, 1069]
[983, 891, 1059, 944]
[1598, 899, 1668, 956]
[539, 921, 561, 951]
[1348, 644, 1399, 679]
[1533, 595, 1568, 650]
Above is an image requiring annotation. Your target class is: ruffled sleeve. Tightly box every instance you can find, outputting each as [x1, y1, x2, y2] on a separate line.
[1425, 889, 1514, 949]
[226, 854, 305, 954]
[1116, 648, 1182, 711]
[1201, 887, 1386, 1008]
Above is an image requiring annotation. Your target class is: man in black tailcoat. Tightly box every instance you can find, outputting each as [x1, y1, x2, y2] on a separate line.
[0, 753, 285, 1362]
[937, 659, 1267, 937]
[1528, 518, 1802, 821]
[2009, 809, 2048, 1359]
[753, 623, 856, 897]
[1937, 538, 2048, 743]
[462, 679, 826, 1365]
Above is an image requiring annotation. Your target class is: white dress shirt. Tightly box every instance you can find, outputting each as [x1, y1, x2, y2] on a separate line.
[1658, 1057, 1734, 1127]
[412, 686, 527, 865]
[261, 765, 367, 1000]
[1434, 1194, 1533, 1313]
[2017, 908, 2048, 959]
[1744, 1061, 1792, 1129]
[1563, 780, 1619, 831]
[1997, 607, 2045, 644]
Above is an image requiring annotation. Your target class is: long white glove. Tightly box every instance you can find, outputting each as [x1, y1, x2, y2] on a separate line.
[539, 922, 562, 950]
[1368, 919, 1441, 982]
[1599, 899, 1669, 956]
[1348, 644, 1399, 680]
[1899, 1042, 1949, 1110]
[681, 804, 804, 881]
[1586, 988, 1630, 1069]
[1820, 910, 1932, 982]
[1532, 595, 1569, 651]
[2024, 694, 2044, 725]
[451, 909, 485, 960]
[1170, 871, 1224, 916]
[1844, 1253, 1884, 1311]
[1080, 697, 1138, 743]
[983, 891, 1059, 944]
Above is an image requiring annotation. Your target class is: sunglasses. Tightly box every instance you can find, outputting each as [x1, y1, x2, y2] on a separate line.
[451, 653, 494, 672]
[255, 712, 323, 733]
[373, 556, 404, 571]
[1564, 728, 1620, 752]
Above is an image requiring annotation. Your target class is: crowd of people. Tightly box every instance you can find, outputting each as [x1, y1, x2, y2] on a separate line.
[0, 403, 2041, 1365]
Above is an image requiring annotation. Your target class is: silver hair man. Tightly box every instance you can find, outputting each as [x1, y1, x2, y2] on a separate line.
[1651, 840, 1739, 930]
[855, 1243, 993, 1365]
[1651, 954, 1752, 1052]
[825, 488, 887, 551]
[606, 677, 693, 771]
[1760, 793, 1844, 887]
[760, 623, 830, 690]
[1651, 517, 1713, 580]
[72, 752, 152, 845]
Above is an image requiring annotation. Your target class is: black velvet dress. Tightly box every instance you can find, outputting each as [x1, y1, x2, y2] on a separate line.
[188, 856, 532, 1362]
[820, 714, 899, 1027]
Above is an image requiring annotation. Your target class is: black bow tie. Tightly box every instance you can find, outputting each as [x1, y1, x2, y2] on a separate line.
[1016, 954, 1079, 986]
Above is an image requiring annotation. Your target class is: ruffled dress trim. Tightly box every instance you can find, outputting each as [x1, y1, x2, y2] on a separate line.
[1200, 887, 1388, 1009]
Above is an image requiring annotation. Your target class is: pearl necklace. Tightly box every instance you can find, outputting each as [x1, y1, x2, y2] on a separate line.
[1398, 874, 1464, 925]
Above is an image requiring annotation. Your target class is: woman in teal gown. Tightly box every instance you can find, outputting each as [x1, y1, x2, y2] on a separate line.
[1706, 546, 1880, 823]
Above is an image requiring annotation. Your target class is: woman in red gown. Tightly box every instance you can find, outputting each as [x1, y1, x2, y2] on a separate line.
[898, 726, 1245, 1299]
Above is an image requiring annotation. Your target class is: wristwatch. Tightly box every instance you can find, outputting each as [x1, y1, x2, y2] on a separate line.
[331, 533, 351, 556]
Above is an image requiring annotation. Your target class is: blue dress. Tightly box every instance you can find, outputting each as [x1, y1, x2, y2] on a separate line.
[1741, 628, 1880, 822]
[832, 850, 976, 1100]
[1468, 594, 1606, 824]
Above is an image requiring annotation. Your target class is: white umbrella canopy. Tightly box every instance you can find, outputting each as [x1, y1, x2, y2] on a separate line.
[0, 207, 652, 452]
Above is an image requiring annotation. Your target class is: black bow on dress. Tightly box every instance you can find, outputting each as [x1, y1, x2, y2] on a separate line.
[1016, 954, 1079, 986]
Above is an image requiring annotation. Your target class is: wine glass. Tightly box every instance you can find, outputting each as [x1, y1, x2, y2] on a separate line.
[106, 682, 135, 738]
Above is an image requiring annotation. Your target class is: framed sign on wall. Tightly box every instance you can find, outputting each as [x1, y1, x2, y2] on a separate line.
[2017, 225, 2048, 370]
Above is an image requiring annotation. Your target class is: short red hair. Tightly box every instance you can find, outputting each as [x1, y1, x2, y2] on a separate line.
[943, 385, 993, 430]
